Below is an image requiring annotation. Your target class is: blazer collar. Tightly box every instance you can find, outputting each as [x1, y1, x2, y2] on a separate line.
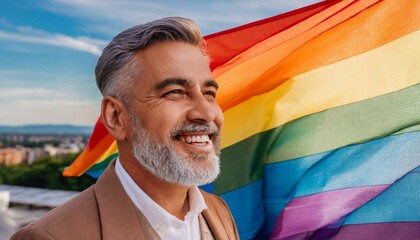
[95, 159, 229, 240]
[201, 203, 230, 239]
[95, 159, 148, 240]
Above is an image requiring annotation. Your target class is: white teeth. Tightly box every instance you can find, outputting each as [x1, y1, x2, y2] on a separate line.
[202, 135, 210, 142]
[179, 135, 210, 144]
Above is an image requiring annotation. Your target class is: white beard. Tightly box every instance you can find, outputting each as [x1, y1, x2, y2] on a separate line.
[130, 113, 221, 186]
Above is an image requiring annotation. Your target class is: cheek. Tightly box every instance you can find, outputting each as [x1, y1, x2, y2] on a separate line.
[146, 109, 183, 134]
[215, 106, 224, 128]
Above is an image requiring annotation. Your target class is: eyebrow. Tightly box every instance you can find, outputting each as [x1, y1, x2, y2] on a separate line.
[154, 78, 190, 91]
[205, 79, 219, 90]
[154, 78, 219, 91]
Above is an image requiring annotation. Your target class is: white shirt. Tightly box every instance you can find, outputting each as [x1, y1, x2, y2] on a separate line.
[115, 158, 207, 240]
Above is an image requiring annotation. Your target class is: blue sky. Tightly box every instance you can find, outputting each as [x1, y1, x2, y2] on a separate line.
[0, 0, 320, 126]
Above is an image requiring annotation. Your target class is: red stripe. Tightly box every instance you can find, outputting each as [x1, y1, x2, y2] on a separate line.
[87, 118, 108, 149]
[205, 0, 338, 71]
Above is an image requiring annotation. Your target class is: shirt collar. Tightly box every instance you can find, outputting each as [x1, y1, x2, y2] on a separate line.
[115, 158, 207, 232]
[187, 185, 207, 216]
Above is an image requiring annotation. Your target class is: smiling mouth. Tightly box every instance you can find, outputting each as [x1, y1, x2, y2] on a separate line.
[175, 134, 212, 146]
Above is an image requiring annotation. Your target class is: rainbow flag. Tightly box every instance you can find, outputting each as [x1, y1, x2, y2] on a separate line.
[64, 0, 420, 238]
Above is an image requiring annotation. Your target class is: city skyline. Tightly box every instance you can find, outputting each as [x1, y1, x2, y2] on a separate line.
[0, 0, 320, 126]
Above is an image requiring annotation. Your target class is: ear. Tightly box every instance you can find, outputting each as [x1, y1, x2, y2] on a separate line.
[101, 96, 128, 141]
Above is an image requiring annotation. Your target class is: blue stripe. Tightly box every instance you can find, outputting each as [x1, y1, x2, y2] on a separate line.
[260, 131, 420, 236]
[221, 180, 264, 240]
[86, 170, 104, 178]
[199, 183, 215, 193]
[264, 131, 420, 199]
[344, 166, 420, 224]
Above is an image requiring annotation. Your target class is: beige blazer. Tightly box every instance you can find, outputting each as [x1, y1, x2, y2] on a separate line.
[11, 160, 239, 240]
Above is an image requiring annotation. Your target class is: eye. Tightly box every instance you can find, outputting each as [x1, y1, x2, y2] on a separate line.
[162, 89, 185, 98]
[204, 91, 216, 99]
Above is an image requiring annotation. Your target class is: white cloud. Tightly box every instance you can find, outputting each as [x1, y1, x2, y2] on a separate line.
[0, 88, 56, 98]
[0, 0, 322, 126]
[0, 26, 107, 56]
[43, 0, 321, 35]
[1, 0, 321, 56]
[3, 67, 100, 95]
[0, 100, 100, 126]
[0, 82, 100, 126]
[0, 87, 98, 104]
[12, 99, 96, 108]
[0, 69, 66, 79]
[0, 87, 100, 125]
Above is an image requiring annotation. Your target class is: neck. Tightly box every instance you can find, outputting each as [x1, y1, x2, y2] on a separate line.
[121, 154, 190, 220]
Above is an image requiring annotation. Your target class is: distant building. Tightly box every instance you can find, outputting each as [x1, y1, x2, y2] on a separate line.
[0, 133, 86, 166]
[0, 148, 25, 166]
[44, 143, 80, 158]
[26, 148, 48, 165]
[0, 146, 49, 166]
[6, 135, 24, 143]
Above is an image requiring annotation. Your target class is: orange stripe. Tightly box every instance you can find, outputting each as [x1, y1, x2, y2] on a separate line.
[63, 133, 115, 176]
[212, 0, 358, 78]
[215, 0, 420, 111]
[205, 0, 337, 71]
[93, 141, 118, 164]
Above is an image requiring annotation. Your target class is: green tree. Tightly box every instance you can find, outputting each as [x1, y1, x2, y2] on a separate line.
[0, 153, 96, 191]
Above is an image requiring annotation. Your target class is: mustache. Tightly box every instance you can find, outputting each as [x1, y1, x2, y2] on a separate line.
[170, 122, 219, 137]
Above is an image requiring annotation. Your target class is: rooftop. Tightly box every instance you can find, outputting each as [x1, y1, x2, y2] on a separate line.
[0, 184, 79, 208]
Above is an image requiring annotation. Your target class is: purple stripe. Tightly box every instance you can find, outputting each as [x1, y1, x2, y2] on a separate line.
[280, 222, 420, 240]
[269, 185, 389, 239]
[330, 222, 420, 239]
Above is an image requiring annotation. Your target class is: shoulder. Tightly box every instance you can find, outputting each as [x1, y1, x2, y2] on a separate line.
[36, 185, 99, 227]
[11, 224, 55, 240]
[12, 185, 101, 239]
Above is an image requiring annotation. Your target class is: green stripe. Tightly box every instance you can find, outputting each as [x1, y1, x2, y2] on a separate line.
[215, 84, 420, 195]
[393, 124, 420, 135]
[87, 153, 118, 172]
[267, 84, 420, 163]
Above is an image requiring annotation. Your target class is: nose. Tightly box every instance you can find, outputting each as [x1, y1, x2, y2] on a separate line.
[187, 94, 218, 124]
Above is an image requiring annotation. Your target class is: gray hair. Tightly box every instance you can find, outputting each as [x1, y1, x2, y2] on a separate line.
[95, 17, 206, 103]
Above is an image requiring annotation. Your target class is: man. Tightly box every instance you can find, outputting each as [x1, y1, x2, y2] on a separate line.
[12, 17, 239, 240]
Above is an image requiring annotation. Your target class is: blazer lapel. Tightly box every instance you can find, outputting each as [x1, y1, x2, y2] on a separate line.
[132, 201, 161, 240]
[201, 208, 229, 240]
[199, 213, 215, 240]
[95, 160, 149, 240]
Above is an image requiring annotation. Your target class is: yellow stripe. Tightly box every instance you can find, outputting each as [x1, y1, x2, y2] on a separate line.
[94, 140, 118, 164]
[221, 30, 420, 149]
